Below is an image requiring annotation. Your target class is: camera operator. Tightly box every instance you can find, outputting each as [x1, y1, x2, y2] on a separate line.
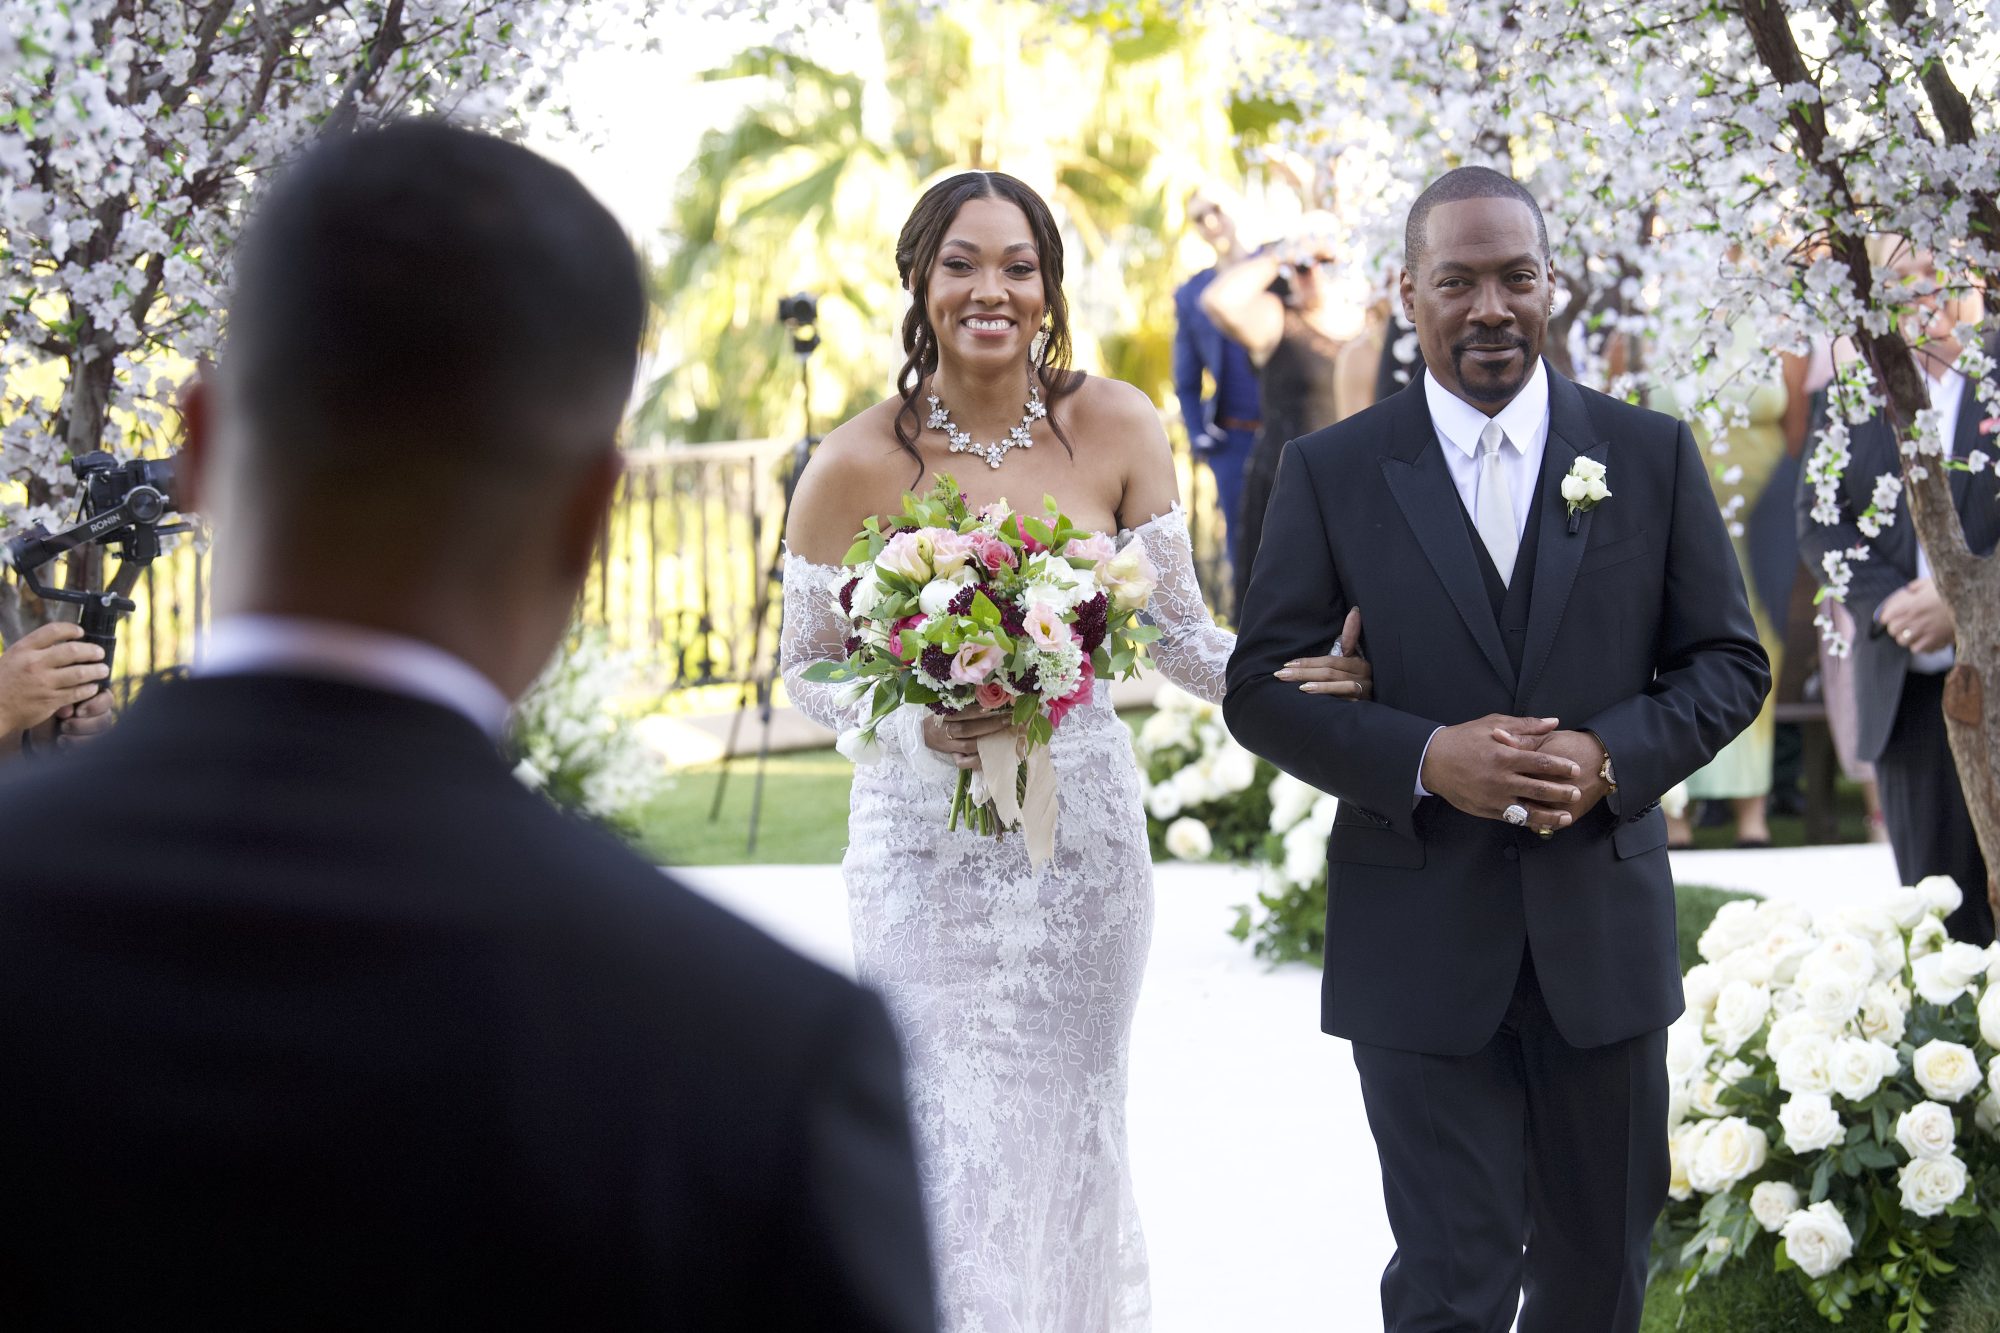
[0, 622, 115, 760]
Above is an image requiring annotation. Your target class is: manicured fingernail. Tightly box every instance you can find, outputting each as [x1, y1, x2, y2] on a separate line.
[1559, 813, 1572, 826]
[1275, 668, 1298, 679]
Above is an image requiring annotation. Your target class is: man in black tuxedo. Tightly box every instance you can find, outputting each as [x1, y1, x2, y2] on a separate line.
[1796, 245, 1997, 944]
[1225, 167, 1769, 1332]
[0, 122, 935, 1331]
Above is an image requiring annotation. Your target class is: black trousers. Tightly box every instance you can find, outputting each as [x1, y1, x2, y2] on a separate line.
[1351, 949, 1668, 1333]
[1878, 669, 1993, 945]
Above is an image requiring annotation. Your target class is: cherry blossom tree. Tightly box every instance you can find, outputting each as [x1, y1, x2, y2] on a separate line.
[0, 1, 644, 640]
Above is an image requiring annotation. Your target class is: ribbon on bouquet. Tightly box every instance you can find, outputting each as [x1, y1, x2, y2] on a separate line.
[974, 730, 1060, 869]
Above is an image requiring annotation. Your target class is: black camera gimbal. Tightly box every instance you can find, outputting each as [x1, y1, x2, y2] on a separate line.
[4, 451, 192, 689]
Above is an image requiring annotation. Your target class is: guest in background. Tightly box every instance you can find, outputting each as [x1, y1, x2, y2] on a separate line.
[0, 622, 116, 761]
[1173, 185, 1261, 585]
[1652, 322, 1810, 848]
[1797, 241, 1995, 944]
[1333, 269, 1398, 422]
[1201, 223, 1347, 611]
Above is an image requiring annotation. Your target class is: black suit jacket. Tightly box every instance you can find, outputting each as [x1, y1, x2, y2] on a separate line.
[1795, 377, 2000, 762]
[1225, 367, 1770, 1056]
[0, 674, 935, 1331]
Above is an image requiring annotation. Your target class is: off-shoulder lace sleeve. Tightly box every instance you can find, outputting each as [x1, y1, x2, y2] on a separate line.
[1120, 506, 1234, 704]
[779, 550, 941, 769]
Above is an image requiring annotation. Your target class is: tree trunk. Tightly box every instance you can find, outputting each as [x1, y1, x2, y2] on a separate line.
[1736, 0, 2000, 923]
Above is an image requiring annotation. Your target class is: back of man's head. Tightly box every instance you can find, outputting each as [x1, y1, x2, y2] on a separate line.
[226, 119, 643, 500]
[201, 121, 645, 692]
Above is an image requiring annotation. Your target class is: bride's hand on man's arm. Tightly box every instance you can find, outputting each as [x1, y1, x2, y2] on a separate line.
[1272, 607, 1372, 700]
[923, 707, 1015, 770]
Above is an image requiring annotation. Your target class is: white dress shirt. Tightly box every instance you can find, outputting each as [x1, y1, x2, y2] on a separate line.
[1412, 361, 1553, 797]
[1908, 366, 1962, 674]
[197, 615, 513, 738]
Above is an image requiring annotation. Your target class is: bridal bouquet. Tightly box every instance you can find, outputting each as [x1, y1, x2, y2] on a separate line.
[1656, 877, 2000, 1331]
[804, 474, 1159, 862]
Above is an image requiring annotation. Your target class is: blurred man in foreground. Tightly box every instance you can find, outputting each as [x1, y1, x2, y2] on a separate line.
[0, 121, 935, 1331]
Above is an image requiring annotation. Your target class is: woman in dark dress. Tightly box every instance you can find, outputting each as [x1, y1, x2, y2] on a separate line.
[1200, 239, 1346, 612]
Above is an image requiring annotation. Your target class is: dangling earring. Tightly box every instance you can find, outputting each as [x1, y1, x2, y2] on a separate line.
[1030, 322, 1050, 366]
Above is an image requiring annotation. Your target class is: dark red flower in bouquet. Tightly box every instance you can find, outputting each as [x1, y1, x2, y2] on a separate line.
[1012, 663, 1040, 693]
[843, 635, 861, 656]
[947, 586, 978, 616]
[1072, 593, 1110, 655]
[920, 644, 954, 683]
[999, 602, 1026, 637]
[838, 576, 860, 613]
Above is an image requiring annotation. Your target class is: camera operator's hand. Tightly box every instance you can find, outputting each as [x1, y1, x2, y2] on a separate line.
[49, 688, 117, 747]
[0, 622, 111, 737]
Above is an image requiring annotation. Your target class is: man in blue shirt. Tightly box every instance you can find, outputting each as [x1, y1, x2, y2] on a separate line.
[1173, 187, 1261, 587]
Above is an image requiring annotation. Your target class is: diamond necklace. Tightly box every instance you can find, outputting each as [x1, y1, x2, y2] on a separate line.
[925, 374, 1047, 470]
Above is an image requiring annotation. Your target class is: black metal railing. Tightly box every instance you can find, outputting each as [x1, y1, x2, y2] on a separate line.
[81, 424, 1235, 702]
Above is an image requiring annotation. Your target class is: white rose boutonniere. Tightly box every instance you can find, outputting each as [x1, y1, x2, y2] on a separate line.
[1561, 456, 1611, 532]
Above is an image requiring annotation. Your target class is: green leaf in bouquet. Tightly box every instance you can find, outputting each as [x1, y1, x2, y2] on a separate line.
[905, 681, 940, 706]
[1011, 694, 1038, 726]
[842, 536, 875, 565]
[1126, 623, 1162, 644]
[970, 590, 1002, 628]
[1043, 493, 1061, 516]
[1024, 516, 1057, 550]
[802, 661, 858, 682]
[870, 680, 899, 722]
[1025, 714, 1053, 747]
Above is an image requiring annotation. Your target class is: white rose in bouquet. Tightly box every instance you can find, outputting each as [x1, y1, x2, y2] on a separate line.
[1779, 1092, 1845, 1154]
[1898, 1154, 1969, 1218]
[1688, 1116, 1768, 1193]
[1782, 1201, 1856, 1278]
[1830, 1037, 1899, 1103]
[1267, 772, 1321, 832]
[1768, 1011, 1834, 1061]
[1914, 941, 1989, 1008]
[1977, 1090, 2000, 1141]
[1885, 886, 1931, 931]
[1777, 1032, 1836, 1096]
[1801, 933, 1878, 985]
[1668, 1121, 1708, 1200]
[1100, 545, 1157, 612]
[1717, 947, 1777, 988]
[1755, 924, 1817, 985]
[1895, 1101, 1958, 1160]
[1698, 900, 1767, 962]
[1858, 982, 1910, 1046]
[1797, 964, 1867, 1029]
[1666, 1013, 1710, 1084]
[1982, 985, 2000, 1050]
[1910, 915, 1950, 961]
[1709, 980, 1771, 1055]
[917, 573, 971, 617]
[1682, 963, 1724, 1016]
[1916, 874, 1965, 918]
[1912, 1040, 1983, 1102]
[1163, 817, 1213, 862]
[1750, 1180, 1802, 1233]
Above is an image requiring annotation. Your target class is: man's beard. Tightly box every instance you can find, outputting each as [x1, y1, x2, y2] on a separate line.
[1452, 333, 1531, 404]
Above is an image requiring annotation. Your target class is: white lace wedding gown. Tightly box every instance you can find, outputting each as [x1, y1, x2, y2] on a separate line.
[780, 507, 1230, 1333]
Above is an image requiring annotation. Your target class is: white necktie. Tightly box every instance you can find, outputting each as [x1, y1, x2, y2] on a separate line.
[1474, 418, 1519, 587]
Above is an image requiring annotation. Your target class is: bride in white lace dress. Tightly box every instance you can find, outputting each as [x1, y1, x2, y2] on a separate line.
[779, 172, 1366, 1333]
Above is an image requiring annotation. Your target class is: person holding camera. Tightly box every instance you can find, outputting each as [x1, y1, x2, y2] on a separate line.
[1200, 223, 1351, 610]
[0, 621, 115, 759]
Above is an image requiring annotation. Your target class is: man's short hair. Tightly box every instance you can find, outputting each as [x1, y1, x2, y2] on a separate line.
[227, 120, 645, 494]
[1403, 166, 1549, 272]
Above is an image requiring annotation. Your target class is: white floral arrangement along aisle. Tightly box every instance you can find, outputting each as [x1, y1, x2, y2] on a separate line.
[510, 631, 667, 838]
[1659, 876, 2000, 1329]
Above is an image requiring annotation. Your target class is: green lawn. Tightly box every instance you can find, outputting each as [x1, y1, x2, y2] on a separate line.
[639, 748, 855, 866]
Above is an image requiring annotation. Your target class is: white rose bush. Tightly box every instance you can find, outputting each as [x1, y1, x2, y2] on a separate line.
[1659, 878, 2000, 1328]
[1134, 679, 1273, 864]
[1225, 770, 1340, 967]
[509, 631, 666, 839]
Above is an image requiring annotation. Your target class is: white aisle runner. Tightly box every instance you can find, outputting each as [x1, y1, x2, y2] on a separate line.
[678, 843, 1899, 1332]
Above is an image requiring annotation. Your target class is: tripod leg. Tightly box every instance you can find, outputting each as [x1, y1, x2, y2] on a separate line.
[707, 674, 758, 822]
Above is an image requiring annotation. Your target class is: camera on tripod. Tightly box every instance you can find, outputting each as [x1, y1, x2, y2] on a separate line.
[777, 292, 820, 359]
[4, 449, 194, 692]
